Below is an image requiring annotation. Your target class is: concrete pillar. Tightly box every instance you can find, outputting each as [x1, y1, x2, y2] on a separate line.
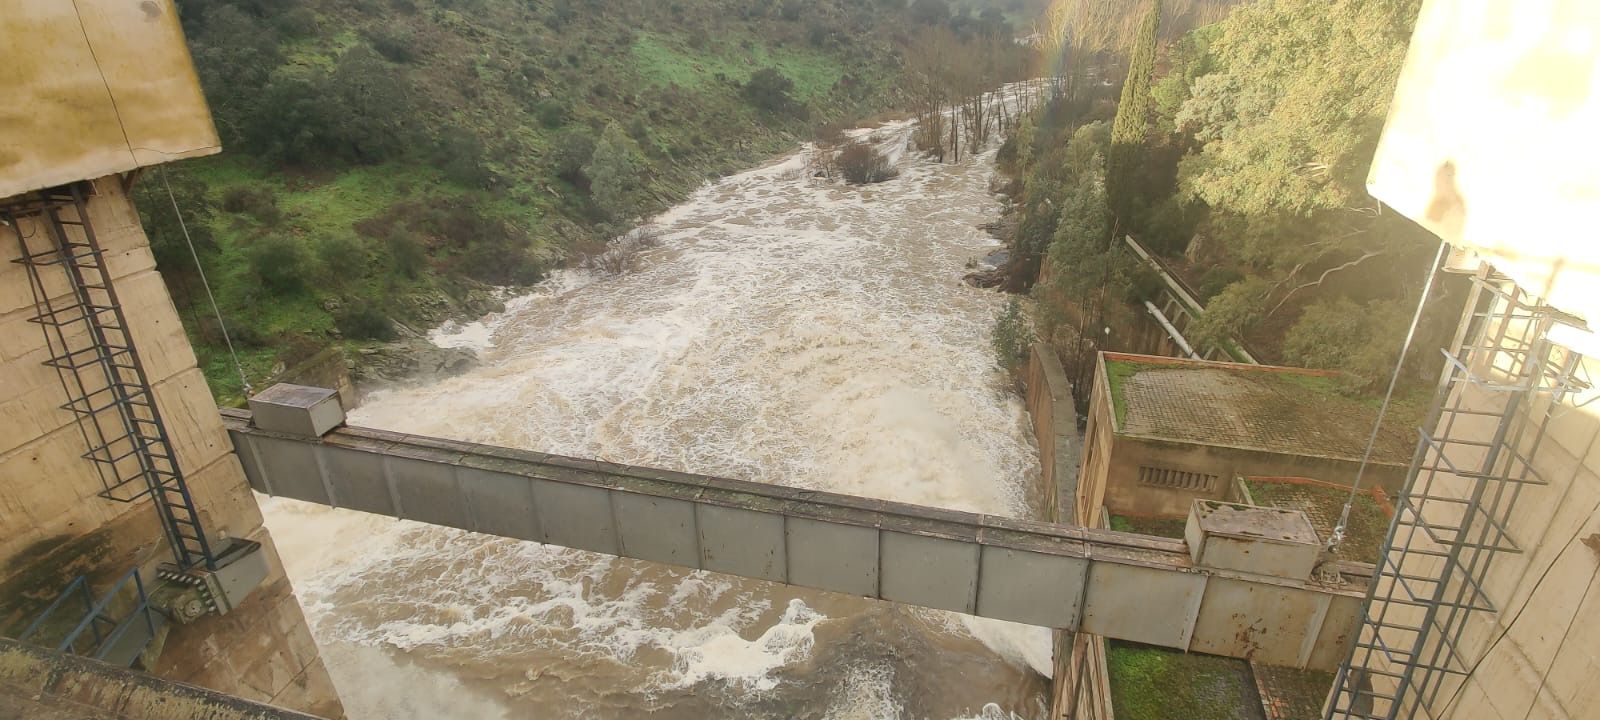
[0, 178, 343, 718]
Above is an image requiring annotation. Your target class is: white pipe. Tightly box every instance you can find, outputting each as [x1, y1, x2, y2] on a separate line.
[1144, 300, 1202, 360]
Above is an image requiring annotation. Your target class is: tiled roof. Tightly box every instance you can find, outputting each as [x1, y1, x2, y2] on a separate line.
[1105, 354, 1418, 464]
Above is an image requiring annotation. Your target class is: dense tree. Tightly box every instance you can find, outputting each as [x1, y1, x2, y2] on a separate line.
[132, 169, 216, 275]
[1284, 297, 1409, 392]
[584, 122, 650, 224]
[1106, 0, 1160, 222]
[1002, 0, 1442, 396]
[1176, 0, 1421, 217]
[743, 68, 799, 114]
[185, 5, 282, 143]
[244, 46, 415, 165]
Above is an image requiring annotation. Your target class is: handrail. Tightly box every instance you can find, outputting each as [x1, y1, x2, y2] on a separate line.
[18, 569, 155, 661]
[56, 569, 144, 656]
[92, 571, 157, 663]
[17, 576, 93, 645]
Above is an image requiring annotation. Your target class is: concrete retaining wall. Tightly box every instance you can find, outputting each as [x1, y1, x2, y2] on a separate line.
[1027, 343, 1080, 523]
[1051, 631, 1114, 720]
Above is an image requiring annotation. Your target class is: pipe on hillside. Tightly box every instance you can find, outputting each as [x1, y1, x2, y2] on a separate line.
[1144, 300, 1202, 360]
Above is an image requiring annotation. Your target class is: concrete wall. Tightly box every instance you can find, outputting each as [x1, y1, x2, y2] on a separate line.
[1076, 363, 1116, 528]
[1073, 353, 1407, 521]
[1027, 343, 1081, 523]
[0, 179, 341, 718]
[1340, 272, 1600, 720]
[1101, 436, 1410, 519]
[0, 0, 220, 198]
[0, 638, 322, 720]
[1428, 375, 1600, 720]
[1051, 631, 1113, 720]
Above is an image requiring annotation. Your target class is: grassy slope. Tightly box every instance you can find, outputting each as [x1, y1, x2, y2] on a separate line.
[169, 0, 910, 401]
[1107, 641, 1264, 720]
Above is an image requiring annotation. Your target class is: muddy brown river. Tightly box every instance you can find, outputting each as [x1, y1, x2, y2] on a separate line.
[263, 108, 1052, 719]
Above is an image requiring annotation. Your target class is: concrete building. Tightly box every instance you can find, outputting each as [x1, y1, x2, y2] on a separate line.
[0, 2, 340, 716]
[1076, 353, 1415, 522]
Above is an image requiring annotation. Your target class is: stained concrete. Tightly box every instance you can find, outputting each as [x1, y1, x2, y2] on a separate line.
[0, 638, 322, 719]
[1, 180, 341, 718]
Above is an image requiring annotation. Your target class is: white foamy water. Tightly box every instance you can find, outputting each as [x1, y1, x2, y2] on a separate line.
[265, 102, 1053, 719]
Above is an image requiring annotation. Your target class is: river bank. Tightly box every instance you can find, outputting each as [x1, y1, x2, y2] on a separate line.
[264, 107, 1051, 720]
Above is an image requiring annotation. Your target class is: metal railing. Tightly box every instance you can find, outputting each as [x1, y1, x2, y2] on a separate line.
[18, 568, 162, 667]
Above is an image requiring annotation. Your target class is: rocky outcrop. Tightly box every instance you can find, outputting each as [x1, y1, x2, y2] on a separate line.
[352, 324, 479, 390]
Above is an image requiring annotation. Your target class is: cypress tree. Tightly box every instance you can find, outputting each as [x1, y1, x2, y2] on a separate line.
[1107, 0, 1161, 226]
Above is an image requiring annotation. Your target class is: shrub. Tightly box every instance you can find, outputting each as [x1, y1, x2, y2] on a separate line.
[837, 142, 898, 184]
[275, 7, 318, 38]
[334, 300, 396, 341]
[584, 226, 663, 275]
[550, 128, 597, 187]
[385, 229, 428, 279]
[909, 0, 951, 25]
[814, 122, 849, 146]
[744, 68, 798, 114]
[315, 236, 366, 283]
[221, 187, 282, 225]
[369, 30, 418, 64]
[992, 297, 1036, 371]
[534, 100, 569, 128]
[431, 126, 491, 187]
[247, 235, 308, 295]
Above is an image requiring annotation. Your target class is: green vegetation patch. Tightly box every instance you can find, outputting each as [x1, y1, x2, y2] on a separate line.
[1104, 359, 1142, 428]
[1109, 515, 1188, 539]
[1107, 641, 1265, 720]
[629, 33, 845, 99]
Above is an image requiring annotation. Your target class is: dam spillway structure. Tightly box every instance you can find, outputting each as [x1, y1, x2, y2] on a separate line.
[1, 0, 1597, 719]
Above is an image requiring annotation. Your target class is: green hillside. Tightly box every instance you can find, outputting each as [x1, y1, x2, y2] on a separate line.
[148, 0, 977, 402]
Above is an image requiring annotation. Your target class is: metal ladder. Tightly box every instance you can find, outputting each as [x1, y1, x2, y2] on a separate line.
[1325, 274, 1583, 718]
[6, 183, 216, 572]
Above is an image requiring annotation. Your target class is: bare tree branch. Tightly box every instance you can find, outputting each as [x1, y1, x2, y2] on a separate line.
[1269, 250, 1386, 315]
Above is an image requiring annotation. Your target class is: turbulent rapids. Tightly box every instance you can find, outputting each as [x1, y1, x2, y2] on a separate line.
[262, 107, 1054, 719]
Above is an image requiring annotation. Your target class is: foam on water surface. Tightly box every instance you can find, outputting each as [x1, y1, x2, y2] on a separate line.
[267, 89, 1053, 719]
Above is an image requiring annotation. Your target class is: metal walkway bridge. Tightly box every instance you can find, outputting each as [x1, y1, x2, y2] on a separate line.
[221, 390, 1370, 671]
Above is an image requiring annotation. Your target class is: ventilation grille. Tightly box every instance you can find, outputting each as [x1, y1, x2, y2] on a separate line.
[1137, 466, 1217, 492]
